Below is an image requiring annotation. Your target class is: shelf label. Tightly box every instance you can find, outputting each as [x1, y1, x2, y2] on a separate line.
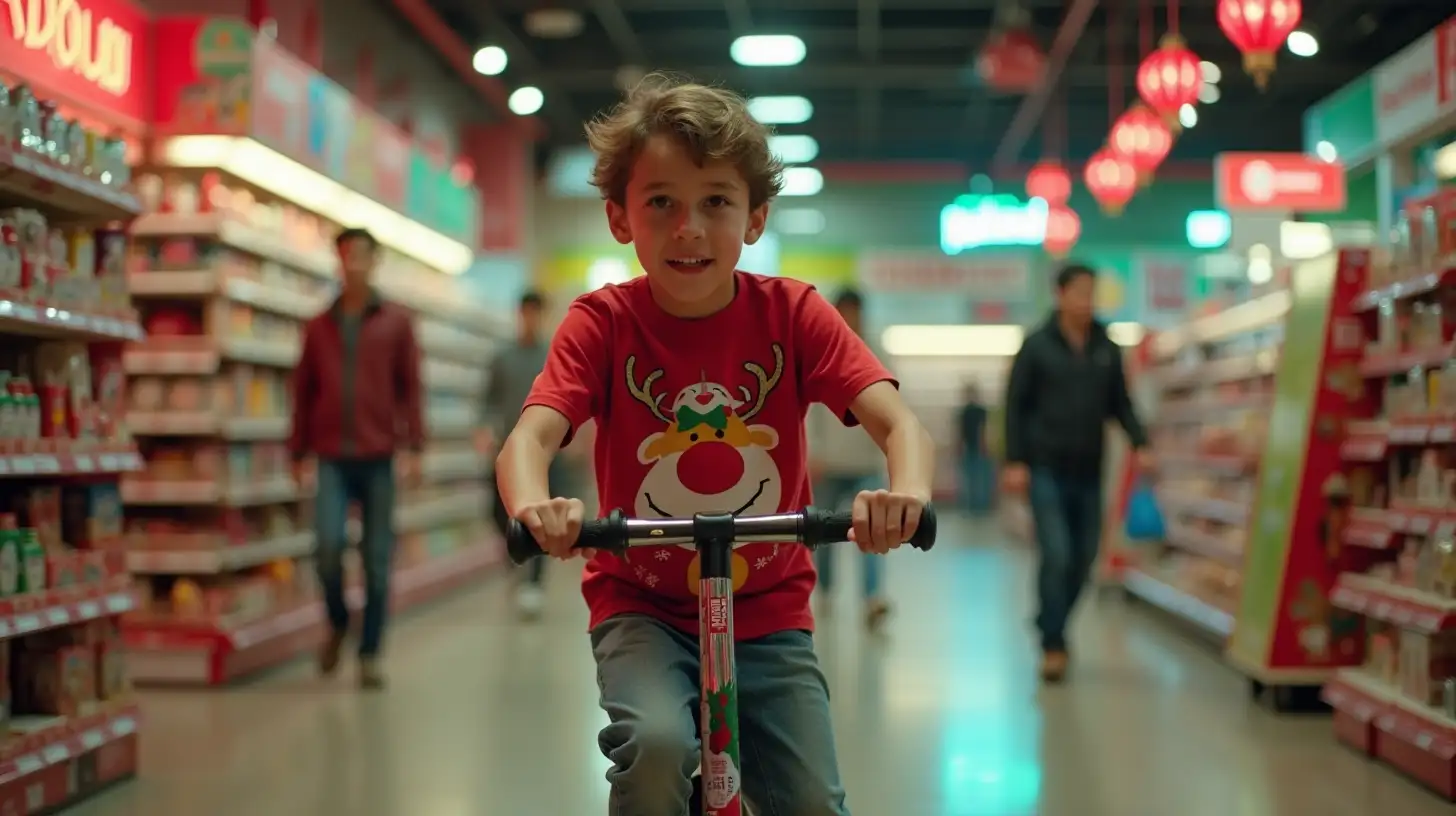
[104, 594, 130, 613]
[45, 608, 68, 626]
[41, 744, 68, 765]
[77, 601, 99, 618]
[14, 614, 41, 633]
[80, 730, 104, 751]
[14, 755, 42, 775]
[34, 456, 59, 473]
[1416, 732, 1433, 750]
[98, 455, 120, 471]
[11, 457, 35, 474]
[73, 456, 94, 471]
[112, 717, 136, 736]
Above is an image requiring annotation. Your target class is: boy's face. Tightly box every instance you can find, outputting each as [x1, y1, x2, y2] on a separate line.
[606, 134, 768, 315]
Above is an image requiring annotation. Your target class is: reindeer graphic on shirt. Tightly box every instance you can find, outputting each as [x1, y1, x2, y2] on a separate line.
[623, 343, 786, 593]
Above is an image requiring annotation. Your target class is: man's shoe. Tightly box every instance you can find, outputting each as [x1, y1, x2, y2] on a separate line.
[359, 658, 385, 690]
[1040, 650, 1069, 683]
[318, 630, 345, 677]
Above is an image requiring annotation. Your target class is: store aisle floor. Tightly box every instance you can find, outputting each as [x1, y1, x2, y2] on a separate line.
[71, 519, 1448, 816]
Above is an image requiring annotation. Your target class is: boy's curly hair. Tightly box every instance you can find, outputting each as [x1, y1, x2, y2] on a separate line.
[584, 73, 786, 209]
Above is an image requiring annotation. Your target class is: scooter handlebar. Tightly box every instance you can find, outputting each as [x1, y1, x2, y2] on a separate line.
[505, 505, 937, 565]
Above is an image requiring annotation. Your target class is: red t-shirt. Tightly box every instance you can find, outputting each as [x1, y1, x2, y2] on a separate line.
[524, 271, 895, 641]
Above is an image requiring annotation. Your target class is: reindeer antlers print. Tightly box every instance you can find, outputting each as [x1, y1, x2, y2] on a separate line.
[625, 355, 671, 423]
[739, 343, 784, 421]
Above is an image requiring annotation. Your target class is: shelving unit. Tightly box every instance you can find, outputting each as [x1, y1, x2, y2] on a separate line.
[118, 172, 505, 686]
[1318, 225, 1456, 799]
[1126, 249, 1373, 706]
[0, 115, 146, 806]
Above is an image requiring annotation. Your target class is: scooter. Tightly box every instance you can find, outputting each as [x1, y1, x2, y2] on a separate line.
[506, 505, 938, 815]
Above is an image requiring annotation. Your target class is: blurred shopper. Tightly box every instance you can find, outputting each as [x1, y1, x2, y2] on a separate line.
[1002, 263, 1151, 683]
[290, 227, 424, 690]
[808, 288, 893, 629]
[482, 290, 558, 620]
[957, 382, 992, 516]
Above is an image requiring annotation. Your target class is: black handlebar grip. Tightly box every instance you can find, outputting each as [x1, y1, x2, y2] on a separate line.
[505, 509, 630, 565]
[802, 504, 938, 551]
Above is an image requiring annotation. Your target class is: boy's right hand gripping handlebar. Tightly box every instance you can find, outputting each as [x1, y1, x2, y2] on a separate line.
[504, 505, 938, 565]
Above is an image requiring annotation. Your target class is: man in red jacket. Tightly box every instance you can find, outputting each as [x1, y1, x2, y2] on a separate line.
[289, 227, 423, 689]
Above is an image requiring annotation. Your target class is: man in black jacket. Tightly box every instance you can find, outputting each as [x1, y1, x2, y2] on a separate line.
[1003, 263, 1151, 683]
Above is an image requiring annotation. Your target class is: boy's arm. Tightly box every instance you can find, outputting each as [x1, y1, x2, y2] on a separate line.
[495, 299, 607, 513]
[850, 382, 936, 501]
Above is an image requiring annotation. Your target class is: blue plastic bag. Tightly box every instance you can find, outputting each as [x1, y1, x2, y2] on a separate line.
[1124, 482, 1166, 541]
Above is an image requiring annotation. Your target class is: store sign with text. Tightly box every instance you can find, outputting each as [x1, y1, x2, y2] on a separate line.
[0, 0, 150, 125]
[857, 251, 1031, 300]
[939, 194, 1047, 255]
[1370, 15, 1456, 145]
[1215, 152, 1347, 212]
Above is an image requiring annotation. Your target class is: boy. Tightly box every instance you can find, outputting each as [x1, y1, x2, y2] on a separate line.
[496, 76, 935, 815]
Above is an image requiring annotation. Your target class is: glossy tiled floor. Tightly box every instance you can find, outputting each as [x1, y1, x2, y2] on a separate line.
[71, 519, 1449, 816]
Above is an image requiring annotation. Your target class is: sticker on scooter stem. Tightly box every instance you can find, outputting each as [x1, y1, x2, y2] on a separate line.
[704, 682, 742, 811]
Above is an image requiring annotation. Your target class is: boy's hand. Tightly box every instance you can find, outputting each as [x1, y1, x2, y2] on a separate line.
[514, 497, 587, 559]
[850, 489, 928, 554]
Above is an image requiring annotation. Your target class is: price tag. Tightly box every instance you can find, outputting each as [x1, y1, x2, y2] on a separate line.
[73, 456, 94, 472]
[14, 614, 41, 633]
[41, 744, 68, 765]
[1417, 732, 1434, 750]
[34, 456, 59, 474]
[77, 601, 99, 619]
[45, 608, 68, 627]
[80, 730, 104, 751]
[0, 458, 9, 475]
[105, 594, 130, 613]
[15, 755, 42, 775]
[12, 457, 35, 474]
[112, 717, 136, 736]
[1410, 516, 1432, 534]
[99, 455, 120, 471]
[1373, 601, 1393, 619]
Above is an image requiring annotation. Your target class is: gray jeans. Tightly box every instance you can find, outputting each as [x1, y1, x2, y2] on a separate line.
[592, 614, 849, 816]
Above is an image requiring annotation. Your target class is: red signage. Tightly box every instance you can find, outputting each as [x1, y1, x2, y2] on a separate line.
[0, 0, 151, 128]
[1215, 152, 1347, 212]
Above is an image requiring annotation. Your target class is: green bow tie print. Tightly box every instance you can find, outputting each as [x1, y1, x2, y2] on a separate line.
[676, 404, 728, 430]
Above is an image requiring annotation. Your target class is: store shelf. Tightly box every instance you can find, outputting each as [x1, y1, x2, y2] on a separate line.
[0, 447, 143, 478]
[1329, 573, 1456, 633]
[0, 704, 140, 811]
[1151, 289, 1291, 358]
[128, 531, 314, 574]
[127, 412, 289, 440]
[0, 146, 142, 220]
[129, 271, 325, 321]
[123, 338, 298, 373]
[121, 478, 305, 507]
[1324, 669, 1456, 799]
[124, 540, 502, 685]
[0, 298, 143, 343]
[0, 579, 135, 641]
[131, 214, 335, 279]
[1349, 266, 1456, 312]
[1123, 568, 1236, 639]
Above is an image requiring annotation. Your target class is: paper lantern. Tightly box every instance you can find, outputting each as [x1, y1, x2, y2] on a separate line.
[1136, 34, 1203, 127]
[1043, 204, 1081, 258]
[976, 28, 1047, 94]
[1026, 161, 1072, 205]
[1217, 0, 1303, 89]
[1084, 148, 1138, 216]
[1109, 105, 1174, 185]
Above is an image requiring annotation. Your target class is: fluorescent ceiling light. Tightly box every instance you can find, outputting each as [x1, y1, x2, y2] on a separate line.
[159, 136, 473, 275]
[1198, 83, 1220, 104]
[769, 134, 820, 165]
[1178, 103, 1198, 129]
[781, 167, 823, 196]
[1286, 30, 1318, 57]
[731, 34, 807, 67]
[747, 95, 814, 124]
[881, 325, 1024, 357]
[1199, 61, 1221, 84]
[775, 208, 826, 235]
[472, 46, 507, 76]
[509, 86, 544, 115]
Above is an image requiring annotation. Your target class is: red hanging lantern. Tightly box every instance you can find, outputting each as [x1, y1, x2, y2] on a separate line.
[1084, 148, 1138, 216]
[976, 28, 1048, 94]
[1026, 161, 1072, 205]
[1136, 34, 1203, 128]
[1043, 204, 1081, 258]
[1217, 0, 1303, 89]
[1109, 105, 1174, 186]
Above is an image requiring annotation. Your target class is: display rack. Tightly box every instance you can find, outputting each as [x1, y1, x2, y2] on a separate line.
[1125, 249, 1373, 708]
[0, 108, 146, 805]
[1318, 208, 1456, 799]
[117, 170, 505, 686]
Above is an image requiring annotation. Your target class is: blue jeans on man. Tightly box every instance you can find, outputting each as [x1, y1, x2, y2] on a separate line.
[1026, 468, 1103, 652]
[593, 614, 848, 815]
[813, 474, 884, 600]
[960, 452, 995, 515]
[314, 457, 396, 657]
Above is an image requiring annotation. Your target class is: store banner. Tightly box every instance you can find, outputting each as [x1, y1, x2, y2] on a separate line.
[249, 35, 311, 160]
[1215, 152, 1347, 212]
[372, 122, 410, 212]
[466, 123, 530, 253]
[0, 0, 153, 128]
[1373, 27, 1446, 146]
[1137, 255, 1191, 317]
[856, 251, 1032, 301]
[1302, 74, 1378, 161]
[152, 16, 254, 136]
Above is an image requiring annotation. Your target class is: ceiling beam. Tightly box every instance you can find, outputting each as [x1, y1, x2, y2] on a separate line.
[990, 0, 1098, 171]
[856, 0, 881, 156]
[588, 0, 649, 65]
